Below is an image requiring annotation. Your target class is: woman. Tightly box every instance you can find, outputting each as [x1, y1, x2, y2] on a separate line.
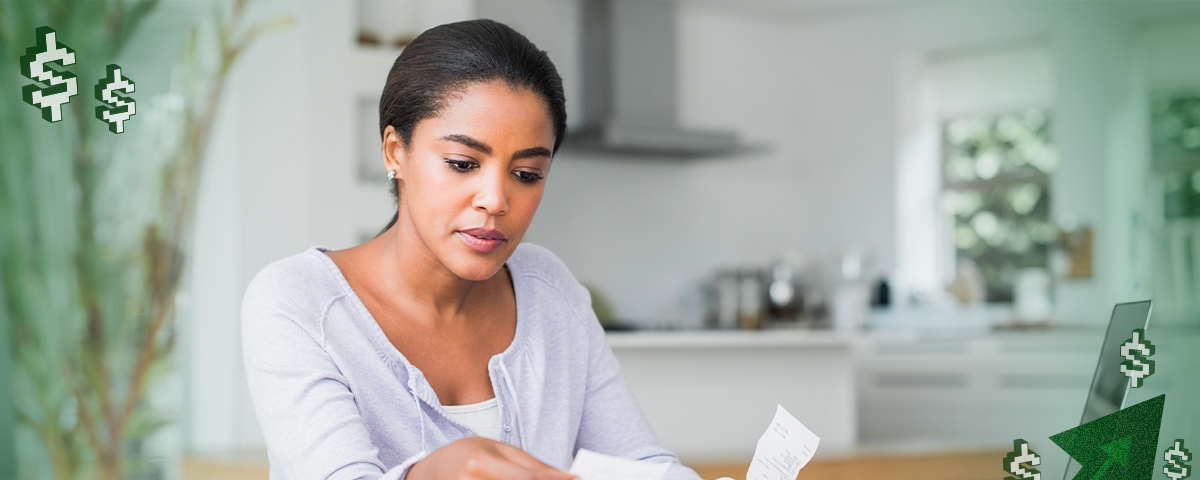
[241, 19, 703, 480]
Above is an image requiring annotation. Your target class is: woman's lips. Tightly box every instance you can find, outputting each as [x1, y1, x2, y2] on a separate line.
[457, 228, 507, 253]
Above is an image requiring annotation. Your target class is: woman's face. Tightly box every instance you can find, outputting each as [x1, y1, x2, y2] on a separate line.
[384, 80, 555, 282]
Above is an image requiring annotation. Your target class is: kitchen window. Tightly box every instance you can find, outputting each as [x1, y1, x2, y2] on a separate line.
[1150, 93, 1200, 323]
[941, 109, 1057, 302]
[895, 42, 1055, 304]
[1153, 94, 1200, 220]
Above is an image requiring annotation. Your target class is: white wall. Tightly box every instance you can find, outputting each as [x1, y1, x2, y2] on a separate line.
[486, 0, 898, 325]
[487, 1, 1175, 325]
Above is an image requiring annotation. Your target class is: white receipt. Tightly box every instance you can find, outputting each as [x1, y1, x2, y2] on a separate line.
[569, 449, 670, 480]
[746, 405, 820, 480]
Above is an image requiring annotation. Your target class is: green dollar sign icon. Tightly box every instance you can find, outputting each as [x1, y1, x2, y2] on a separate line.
[19, 26, 79, 123]
[1120, 328, 1155, 388]
[1004, 439, 1042, 480]
[94, 64, 136, 134]
[1165, 439, 1192, 480]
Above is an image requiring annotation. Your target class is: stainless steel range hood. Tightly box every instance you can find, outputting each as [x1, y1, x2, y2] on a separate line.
[564, 0, 746, 158]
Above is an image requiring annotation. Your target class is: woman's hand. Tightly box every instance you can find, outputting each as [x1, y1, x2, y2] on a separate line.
[408, 437, 579, 480]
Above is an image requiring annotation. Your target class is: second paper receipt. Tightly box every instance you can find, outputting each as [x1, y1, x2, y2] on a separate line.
[745, 405, 820, 480]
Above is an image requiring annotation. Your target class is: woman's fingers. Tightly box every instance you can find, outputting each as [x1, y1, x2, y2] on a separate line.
[407, 436, 579, 480]
[465, 452, 570, 480]
[490, 442, 555, 469]
[466, 443, 577, 480]
[492, 443, 579, 480]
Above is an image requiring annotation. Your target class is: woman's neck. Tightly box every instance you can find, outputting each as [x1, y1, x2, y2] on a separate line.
[369, 211, 502, 327]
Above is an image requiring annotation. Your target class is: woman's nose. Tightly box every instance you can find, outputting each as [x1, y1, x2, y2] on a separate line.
[473, 169, 509, 216]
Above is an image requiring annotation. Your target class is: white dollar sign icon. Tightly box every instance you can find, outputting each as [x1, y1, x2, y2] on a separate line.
[1165, 439, 1192, 480]
[19, 26, 79, 123]
[1120, 328, 1155, 388]
[1003, 439, 1041, 480]
[95, 64, 136, 134]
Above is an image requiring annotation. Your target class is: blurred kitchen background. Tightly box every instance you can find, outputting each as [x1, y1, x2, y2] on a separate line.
[5, 0, 1200, 479]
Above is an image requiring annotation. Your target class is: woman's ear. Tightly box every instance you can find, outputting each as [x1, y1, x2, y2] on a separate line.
[382, 125, 406, 181]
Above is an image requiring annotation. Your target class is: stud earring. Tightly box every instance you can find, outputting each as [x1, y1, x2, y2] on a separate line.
[387, 170, 396, 181]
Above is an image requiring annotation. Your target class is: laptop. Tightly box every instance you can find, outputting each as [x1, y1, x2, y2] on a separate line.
[1063, 300, 1153, 480]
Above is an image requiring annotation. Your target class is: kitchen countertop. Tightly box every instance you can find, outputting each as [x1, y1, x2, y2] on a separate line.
[602, 322, 1119, 350]
[604, 328, 854, 349]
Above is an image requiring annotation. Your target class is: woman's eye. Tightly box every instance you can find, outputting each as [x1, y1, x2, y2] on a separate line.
[514, 170, 544, 184]
[445, 159, 477, 172]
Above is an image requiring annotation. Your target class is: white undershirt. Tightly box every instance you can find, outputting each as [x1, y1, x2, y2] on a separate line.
[441, 398, 501, 441]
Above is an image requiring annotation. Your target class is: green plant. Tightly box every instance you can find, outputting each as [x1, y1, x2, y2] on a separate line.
[0, 1, 288, 478]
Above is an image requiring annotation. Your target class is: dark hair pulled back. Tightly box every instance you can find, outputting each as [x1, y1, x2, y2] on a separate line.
[376, 19, 567, 235]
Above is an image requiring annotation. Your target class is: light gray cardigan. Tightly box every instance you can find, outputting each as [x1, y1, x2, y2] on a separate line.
[241, 244, 702, 480]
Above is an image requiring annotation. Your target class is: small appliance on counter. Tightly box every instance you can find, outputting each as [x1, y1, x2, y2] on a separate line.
[766, 262, 802, 321]
[831, 250, 871, 333]
[700, 254, 828, 330]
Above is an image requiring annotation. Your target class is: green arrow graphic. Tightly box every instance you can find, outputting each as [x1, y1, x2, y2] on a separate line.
[1089, 436, 1131, 480]
[1051, 394, 1165, 480]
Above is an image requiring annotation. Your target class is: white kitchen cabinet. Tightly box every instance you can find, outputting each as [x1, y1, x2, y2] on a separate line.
[856, 331, 1101, 448]
[607, 328, 1113, 466]
[856, 330, 1101, 477]
[607, 330, 856, 462]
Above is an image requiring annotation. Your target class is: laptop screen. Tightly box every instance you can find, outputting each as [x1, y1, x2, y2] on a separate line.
[1063, 300, 1152, 479]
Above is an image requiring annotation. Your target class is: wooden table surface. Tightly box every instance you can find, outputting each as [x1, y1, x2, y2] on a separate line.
[691, 449, 1006, 480]
[185, 448, 1006, 480]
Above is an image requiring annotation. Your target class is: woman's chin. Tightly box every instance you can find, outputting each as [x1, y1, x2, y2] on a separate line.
[439, 235, 515, 281]
[446, 257, 507, 282]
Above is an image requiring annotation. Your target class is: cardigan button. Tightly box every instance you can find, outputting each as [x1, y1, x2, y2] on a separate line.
[504, 425, 511, 432]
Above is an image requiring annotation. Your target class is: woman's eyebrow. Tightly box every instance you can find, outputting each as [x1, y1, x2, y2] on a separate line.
[512, 147, 552, 160]
[441, 134, 492, 154]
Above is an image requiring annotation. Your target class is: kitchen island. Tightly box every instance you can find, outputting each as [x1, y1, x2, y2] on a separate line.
[603, 325, 1119, 468]
[605, 329, 856, 463]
